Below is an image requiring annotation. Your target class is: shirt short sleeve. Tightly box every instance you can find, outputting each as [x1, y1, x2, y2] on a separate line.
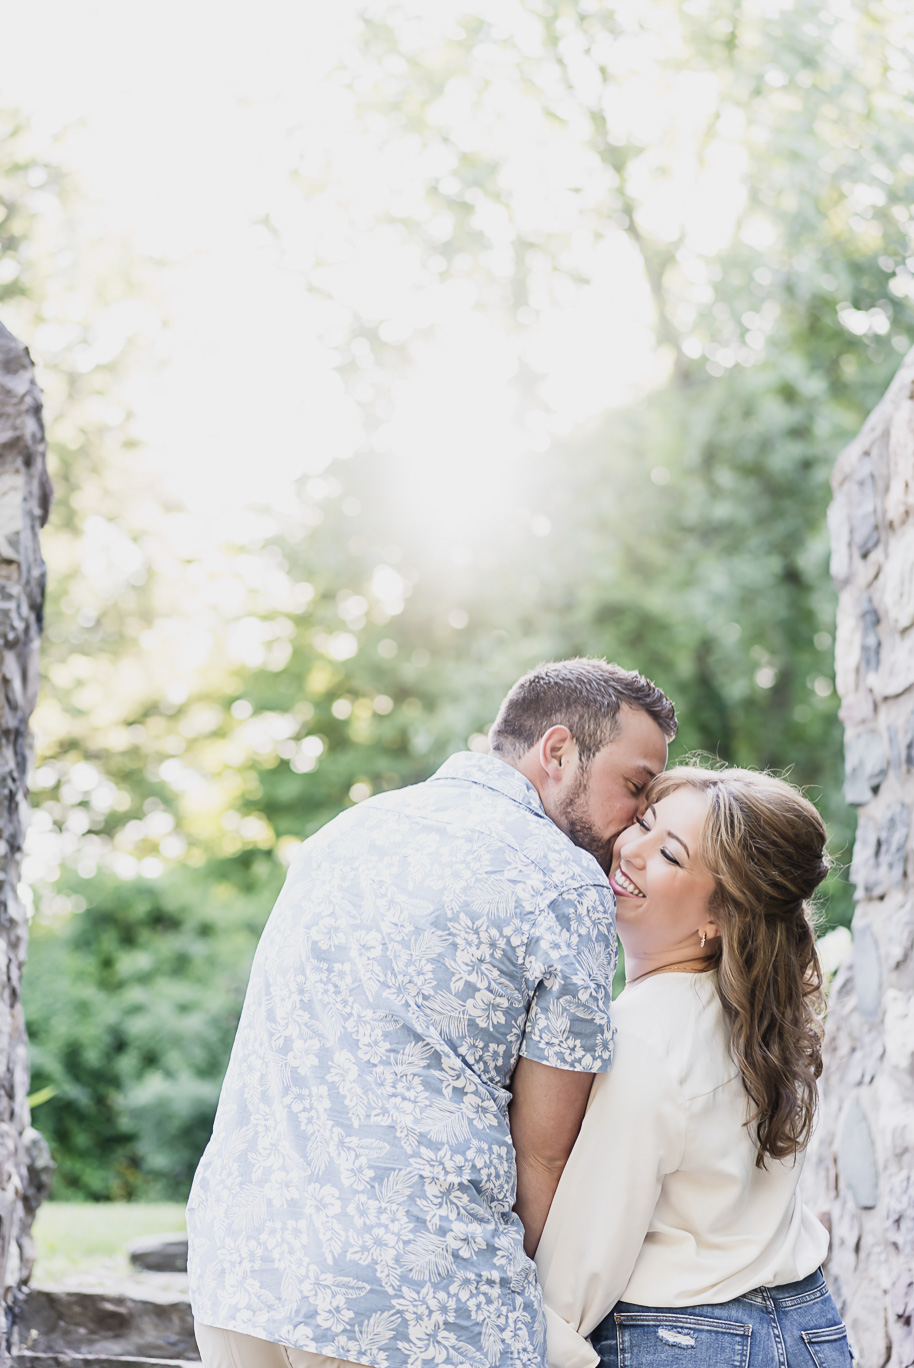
[519, 885, 616, 1073]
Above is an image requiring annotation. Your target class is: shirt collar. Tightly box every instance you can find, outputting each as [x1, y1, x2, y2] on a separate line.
[430, 750, 547, 819]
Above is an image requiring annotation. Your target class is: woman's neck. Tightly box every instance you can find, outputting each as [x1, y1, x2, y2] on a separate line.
[623, 950, 717, 987]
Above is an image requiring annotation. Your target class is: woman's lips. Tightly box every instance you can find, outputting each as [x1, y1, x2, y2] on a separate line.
[609, 867, 646, 898]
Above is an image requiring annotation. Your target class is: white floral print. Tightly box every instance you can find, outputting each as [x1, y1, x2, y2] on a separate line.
[188, 752, 616, 1368]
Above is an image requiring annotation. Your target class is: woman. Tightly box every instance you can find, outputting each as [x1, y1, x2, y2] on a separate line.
[535, 766, 853, 1367]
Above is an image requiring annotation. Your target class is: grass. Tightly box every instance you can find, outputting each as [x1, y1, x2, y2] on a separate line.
[32, 1202, 186, 1286]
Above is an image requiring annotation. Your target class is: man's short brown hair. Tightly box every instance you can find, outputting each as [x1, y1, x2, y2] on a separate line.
[488, 658, 677, 765]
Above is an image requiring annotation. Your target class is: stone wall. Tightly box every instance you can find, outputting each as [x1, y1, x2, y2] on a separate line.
[810, 344, 914, 1368]
[0, 322, 53, 1360]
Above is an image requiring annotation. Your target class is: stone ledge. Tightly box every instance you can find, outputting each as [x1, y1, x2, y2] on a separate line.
[16, 1356, 198, 1368]
[16, 1290, 198, 1362]
[126, 1237, 187, 1275]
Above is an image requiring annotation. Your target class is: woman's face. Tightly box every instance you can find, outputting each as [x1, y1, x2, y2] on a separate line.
[609, 786, 718, 961]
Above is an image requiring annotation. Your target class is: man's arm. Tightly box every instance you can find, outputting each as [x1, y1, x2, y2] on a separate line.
[508, 1056, 594, 1257]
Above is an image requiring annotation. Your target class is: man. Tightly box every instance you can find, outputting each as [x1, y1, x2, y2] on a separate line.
[188, 658, 675, 1368]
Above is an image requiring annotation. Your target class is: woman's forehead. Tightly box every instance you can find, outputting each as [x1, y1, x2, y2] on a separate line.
[653, 785, 710, 823]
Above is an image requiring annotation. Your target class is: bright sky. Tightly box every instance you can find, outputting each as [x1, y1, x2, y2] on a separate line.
[1, 3, 365, 513]
[0, 1, 728, 529]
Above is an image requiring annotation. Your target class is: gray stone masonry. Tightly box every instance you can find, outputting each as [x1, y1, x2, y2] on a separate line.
[126, 1238, 188, 1276]
[0, 323, 52, 1362]
[16, 1291, 196, 1362]
[808, 344, 914, 1368]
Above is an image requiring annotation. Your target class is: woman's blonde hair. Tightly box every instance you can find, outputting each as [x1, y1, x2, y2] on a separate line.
[648, 765, 829, 1166]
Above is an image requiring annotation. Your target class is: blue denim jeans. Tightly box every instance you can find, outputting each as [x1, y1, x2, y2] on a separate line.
[590, 1269, 853, 1367]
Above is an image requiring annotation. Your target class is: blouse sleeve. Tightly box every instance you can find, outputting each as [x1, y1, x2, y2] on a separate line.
[534, 1023, 686, 1368]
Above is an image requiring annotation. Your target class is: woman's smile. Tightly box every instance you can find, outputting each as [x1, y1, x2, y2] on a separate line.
[610, 868, 645, 898]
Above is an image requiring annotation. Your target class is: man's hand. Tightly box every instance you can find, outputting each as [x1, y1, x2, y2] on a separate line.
[508, 1056, 594, 1257]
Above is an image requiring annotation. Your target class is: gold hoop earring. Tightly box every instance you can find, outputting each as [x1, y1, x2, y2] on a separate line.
[700, 932, 707, 948]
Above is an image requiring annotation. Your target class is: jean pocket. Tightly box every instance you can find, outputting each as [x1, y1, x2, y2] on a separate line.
[802, 1324, 855, 1367]
[613, 1313, 751, 1368]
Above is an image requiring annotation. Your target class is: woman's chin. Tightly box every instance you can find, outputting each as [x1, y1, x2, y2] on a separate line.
[611, 889, 648, 919]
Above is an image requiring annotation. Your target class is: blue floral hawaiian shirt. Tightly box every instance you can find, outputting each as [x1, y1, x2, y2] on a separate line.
[187, 751, 617, 1368]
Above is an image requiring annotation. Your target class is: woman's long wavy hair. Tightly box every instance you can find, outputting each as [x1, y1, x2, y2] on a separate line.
[647, 766, 829, 1167]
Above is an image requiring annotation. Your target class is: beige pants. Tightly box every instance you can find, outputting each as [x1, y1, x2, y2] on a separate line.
[194, 1322, 368, 1368]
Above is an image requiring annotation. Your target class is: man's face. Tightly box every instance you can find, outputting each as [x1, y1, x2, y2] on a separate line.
[553, 707, 669, 873]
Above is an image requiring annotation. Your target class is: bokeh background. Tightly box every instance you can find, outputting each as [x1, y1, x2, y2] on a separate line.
[1, 0, 912, 1204]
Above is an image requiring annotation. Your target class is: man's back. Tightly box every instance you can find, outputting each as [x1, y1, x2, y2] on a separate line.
[187, 751, 616, 1368]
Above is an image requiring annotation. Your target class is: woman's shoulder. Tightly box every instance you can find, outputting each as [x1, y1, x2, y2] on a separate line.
[611, 971, 734, 1098]
[613, 968, 719, 1030]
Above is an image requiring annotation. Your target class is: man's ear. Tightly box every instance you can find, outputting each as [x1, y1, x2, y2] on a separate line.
[537, 726, 576, 783]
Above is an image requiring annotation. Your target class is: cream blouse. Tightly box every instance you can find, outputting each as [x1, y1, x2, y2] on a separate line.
[535, 971, 830, 1368]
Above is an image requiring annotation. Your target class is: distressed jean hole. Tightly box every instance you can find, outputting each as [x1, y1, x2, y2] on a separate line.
[657, 1326, 696, 1347]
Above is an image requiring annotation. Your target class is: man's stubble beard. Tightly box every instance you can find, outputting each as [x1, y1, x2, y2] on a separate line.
[555, 771, 615, 874]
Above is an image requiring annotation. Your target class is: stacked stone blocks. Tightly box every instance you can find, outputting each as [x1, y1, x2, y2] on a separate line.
[816, 344, 914, 1367]
[0, 323, 53, 1361]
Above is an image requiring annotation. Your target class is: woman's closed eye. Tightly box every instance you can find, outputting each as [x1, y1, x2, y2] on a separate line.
[636, 815, 682, 866]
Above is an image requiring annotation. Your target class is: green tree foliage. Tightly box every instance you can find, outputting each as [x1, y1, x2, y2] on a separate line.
[14, 0, 914, 1197]
[26, 862, 280, 1198]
